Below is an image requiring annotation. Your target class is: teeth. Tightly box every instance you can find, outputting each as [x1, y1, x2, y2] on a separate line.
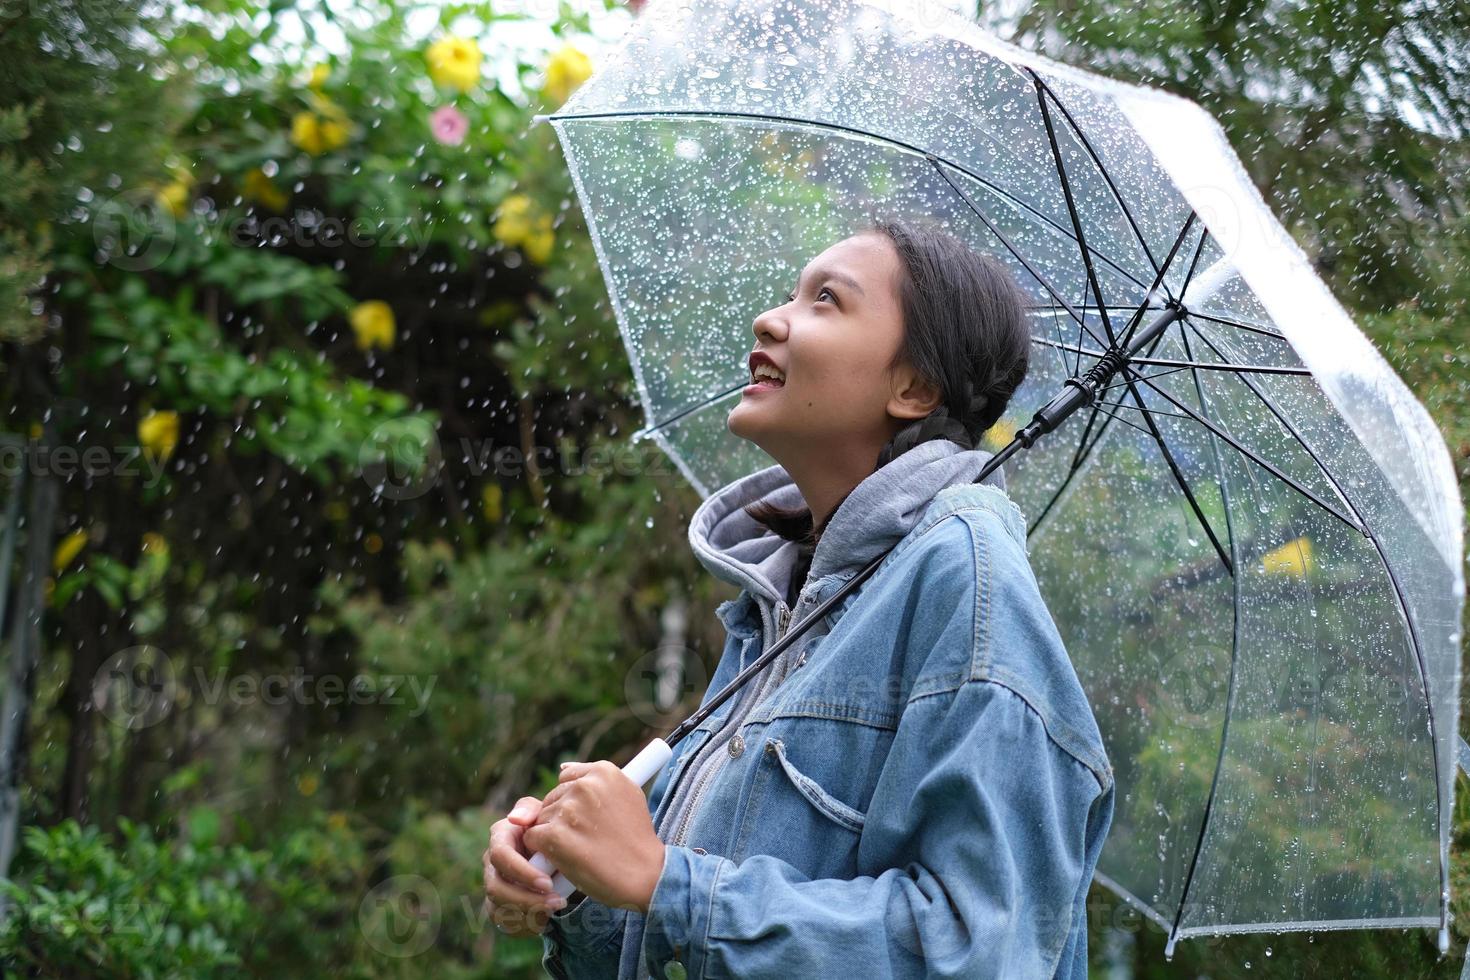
[752, 363, 786, 383]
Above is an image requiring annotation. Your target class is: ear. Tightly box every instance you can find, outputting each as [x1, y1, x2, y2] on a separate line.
[885, 364, 943, 422]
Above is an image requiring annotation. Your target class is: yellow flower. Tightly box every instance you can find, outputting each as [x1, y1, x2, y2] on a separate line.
[242, 168, 289, 212]
[364, 532, 383, 554]
[290, 99, 350, 156]
[481, 484, 503, 522]
[981, 417, 1017, 449]
[308, 62, 331, 90]
[522, 225, 555, 264]
[53, 529, 88, 574]
[543, 44, 593, 106]
[326, 811, 348, 831]
[492, 193, 533, 242]
[349, 300, 396, 351]
[492, 194, 555, 264]
[138, 410, 180, 462]
[323, 501, 349, 522]
[1261, 535, 1314, 577]
[141, 532, 169, 559]
[297, 773, 319, 797]
[156, 180, 192, 218]
[426, 35, 482, 92]
[28, 422, 41, 440]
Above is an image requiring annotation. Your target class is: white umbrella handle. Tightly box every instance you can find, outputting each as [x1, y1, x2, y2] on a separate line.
[526, 737, 674, 900]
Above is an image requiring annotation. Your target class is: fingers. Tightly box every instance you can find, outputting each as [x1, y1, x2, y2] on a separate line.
[485, 859, 562, 913]
[488, 819, 554, 892]
[485, 895, 554, 937]
[557, 761, 595, 783]
[483, 816, 566, 938]
[546, 759, 611, 808]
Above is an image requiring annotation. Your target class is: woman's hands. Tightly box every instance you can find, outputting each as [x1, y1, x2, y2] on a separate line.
[521, 760, 668, 914]
[483, 796, 565, 937]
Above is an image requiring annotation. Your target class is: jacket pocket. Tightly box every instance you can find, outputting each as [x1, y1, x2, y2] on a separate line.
[767, 736, 866, 834]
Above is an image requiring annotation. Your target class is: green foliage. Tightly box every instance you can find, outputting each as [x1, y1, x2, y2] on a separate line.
[0, 818, 259, 976]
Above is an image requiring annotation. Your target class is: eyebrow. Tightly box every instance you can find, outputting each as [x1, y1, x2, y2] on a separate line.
[794, 266, 866, 298]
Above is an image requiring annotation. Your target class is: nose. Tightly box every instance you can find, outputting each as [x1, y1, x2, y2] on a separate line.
[752, 304, 788, 346]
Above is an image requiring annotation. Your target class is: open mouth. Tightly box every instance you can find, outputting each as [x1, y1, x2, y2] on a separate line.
[748, 365, 786, 390]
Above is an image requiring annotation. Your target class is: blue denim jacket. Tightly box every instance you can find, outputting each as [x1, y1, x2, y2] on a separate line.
[543, 439, 1115, 979]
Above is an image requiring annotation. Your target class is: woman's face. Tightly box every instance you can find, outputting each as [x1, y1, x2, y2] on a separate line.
[728, 232, 940, 464]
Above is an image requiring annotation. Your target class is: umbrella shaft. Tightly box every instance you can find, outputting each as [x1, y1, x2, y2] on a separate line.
[1017, 302, 1184, 448]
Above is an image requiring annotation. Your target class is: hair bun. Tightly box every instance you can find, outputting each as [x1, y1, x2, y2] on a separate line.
[874, 404, 975, 468]
[962, 377, 989, 419]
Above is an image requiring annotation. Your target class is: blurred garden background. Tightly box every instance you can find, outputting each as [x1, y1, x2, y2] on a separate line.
[0, 0, 1466, 976]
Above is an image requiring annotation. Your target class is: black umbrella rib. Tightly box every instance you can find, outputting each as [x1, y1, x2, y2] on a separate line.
[1092, 399, 1198, 424]
[1032, 337, 1311, 376]
[929, 157, 1106, 348]
[1126, 368, 1367, 534]
[1169, 233, 1288, 345]
[1026, 72, 1164, 281]
[1028, 68, 1117, 345]
[1117, 212, 1198, 352]
[1116, 366, 1235, 576]
[1185, 310, 1290, 342]
[1180, 318, 1365, 516]
[1025, 304, 1148, 313]
[1034, 296, 1083, 377]
[1027, 327, 1176, 536]
[544, 108, 1156, 298]
[1084, 401, 1155, 439]
[1164, 315, 1244, 958]
[632, 379, 746, 440]
[1029, 208, 1203, 531]
[1178, 220, 1210, 297]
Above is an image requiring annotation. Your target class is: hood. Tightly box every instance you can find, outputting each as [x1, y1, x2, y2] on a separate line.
[687, 438, 1008, 607]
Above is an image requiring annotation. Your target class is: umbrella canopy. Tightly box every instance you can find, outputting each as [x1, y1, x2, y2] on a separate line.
[532, 0, 1465, 958]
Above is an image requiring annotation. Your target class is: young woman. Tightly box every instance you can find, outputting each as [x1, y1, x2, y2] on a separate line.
[483, 217, 1116, 979]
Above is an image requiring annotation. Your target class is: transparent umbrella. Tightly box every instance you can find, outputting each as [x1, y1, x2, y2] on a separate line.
[527, 0, 1465, 959]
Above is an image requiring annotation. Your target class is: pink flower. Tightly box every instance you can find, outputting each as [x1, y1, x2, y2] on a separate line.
[628, 0, 647, 13]
[430, 104, 469, 146]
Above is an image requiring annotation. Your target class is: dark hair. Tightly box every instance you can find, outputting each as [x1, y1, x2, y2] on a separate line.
[744, 216, 1032, 548]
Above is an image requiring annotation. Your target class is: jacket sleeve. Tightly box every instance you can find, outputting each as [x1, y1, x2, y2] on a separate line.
[540, 890, 628, 980]
[636, 670, 1112, 979]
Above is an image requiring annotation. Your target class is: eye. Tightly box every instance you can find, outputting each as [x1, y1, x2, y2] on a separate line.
[784, 287, 836, 304]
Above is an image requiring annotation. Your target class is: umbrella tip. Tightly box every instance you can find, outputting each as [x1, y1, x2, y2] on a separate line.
[531, 114, 551, 126]
[1163, 935, 1177, 961]
[1439, 925, 1450, 955]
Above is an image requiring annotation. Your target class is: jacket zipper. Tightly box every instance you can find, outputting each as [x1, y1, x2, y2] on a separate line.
[670, 597, 792, 848]
[671, 751, 723, 847]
